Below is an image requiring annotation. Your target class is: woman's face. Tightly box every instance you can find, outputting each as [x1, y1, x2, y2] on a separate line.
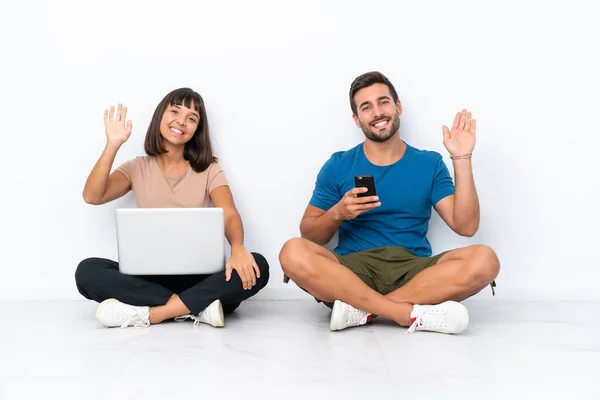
[159, 103, 200, 147]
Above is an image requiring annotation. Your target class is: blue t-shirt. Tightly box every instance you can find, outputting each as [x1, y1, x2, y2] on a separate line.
[309, 142, 455, 257]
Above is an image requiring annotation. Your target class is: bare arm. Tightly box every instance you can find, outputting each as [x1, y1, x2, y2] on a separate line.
[82, 144, 131, 205]
[210, 185, 244, 249]
[300, 204, 343, 245]
[300, 187, 380, 245]
[82, 104, 133, 205]
[210, 185, 260, 289]
[435, 159, 480, 236]
[436, 109, 480, 236]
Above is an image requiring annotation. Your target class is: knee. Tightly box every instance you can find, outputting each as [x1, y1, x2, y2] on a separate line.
[251, 252, 270, 286]
[465, 245, 500, 287]
[75, 257, 103, 294]
[75, 258, 97, 286]
[278, 238, 315, 280]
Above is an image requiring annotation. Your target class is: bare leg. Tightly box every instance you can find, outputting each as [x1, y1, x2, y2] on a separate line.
[149, 294, 190, 324]
[385, 245, 500, 305]
[279, 238, 414, 326]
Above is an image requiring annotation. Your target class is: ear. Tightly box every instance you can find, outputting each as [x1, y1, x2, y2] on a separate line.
[396, 100, 403, 115]
[352, 113, 361, 128]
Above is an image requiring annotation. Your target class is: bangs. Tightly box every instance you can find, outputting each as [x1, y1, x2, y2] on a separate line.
[169, 88, 202, 113]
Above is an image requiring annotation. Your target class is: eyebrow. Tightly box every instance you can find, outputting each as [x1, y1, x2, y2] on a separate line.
[173, 104, 200, 119]
[359, 96, 392, 109]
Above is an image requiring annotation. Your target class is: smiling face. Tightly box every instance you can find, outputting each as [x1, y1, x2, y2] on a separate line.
[352, 83, 402, 143]
[144, 88, 216, 172]
[159, 103, 200, 147]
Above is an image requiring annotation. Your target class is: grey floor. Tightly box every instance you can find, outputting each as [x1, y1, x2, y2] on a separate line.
[0, 299, 598, 399]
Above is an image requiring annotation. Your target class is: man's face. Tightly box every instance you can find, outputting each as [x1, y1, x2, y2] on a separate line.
[352, 83, 402, 143]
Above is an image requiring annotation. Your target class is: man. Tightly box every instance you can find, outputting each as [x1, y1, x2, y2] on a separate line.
[279, 71, 499, 334]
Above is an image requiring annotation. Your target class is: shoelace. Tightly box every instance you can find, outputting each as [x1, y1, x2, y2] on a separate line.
[117, 308, 150, 329]
[406, 315, 422, 334]
[406, 307, 447, 335]
[174, 314, 204, 328]
[345, 306, 368, 327]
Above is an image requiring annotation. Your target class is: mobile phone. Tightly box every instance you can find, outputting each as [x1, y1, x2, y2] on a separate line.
[354, 175, 376, 198]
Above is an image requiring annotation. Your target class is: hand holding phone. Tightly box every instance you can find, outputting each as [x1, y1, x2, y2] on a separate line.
[354, 175, 377, 198]
[333, 175, 381, 220]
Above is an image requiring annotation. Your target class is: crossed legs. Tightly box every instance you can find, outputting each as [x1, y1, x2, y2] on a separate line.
[279, 238, 499, 327]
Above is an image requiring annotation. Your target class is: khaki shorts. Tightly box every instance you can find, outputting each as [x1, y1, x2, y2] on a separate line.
[285, 246, 496, 308]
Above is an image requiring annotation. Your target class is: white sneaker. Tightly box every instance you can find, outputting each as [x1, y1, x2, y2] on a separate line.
[407, 301, 469, 334]
[95, 299, 150, 328]
[329, 300, 373, 331]
[175, 300, 224, 328]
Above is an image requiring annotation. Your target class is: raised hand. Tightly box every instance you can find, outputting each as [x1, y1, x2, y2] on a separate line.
[443, 109, 476, 158]
[104, 104, 132, 147]
[334, 187, 381, 221]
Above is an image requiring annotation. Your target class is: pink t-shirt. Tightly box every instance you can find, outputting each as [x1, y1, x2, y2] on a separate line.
[116, 156, 228, 208]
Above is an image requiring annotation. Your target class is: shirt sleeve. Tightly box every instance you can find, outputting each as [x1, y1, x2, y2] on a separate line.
[207, 162, 229, 193]
[116, 158, 136, 182]
[431, 153, 455, 206]
[309, 155, 341, 211]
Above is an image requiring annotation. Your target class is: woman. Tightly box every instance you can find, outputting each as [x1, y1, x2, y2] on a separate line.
[75, 88, 269, 329]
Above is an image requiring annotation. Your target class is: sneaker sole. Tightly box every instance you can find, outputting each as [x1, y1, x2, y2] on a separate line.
[329, 300, 343, 331]
[214, 300, 224, 328]
[95, 298, 118, 327]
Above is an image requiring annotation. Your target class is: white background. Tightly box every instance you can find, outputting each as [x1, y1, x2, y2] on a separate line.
[1, 0, 598, 301]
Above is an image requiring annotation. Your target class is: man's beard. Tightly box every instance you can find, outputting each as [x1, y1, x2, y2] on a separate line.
[360, 114, 400, 143]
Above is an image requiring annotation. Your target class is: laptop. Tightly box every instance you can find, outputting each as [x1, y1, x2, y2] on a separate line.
[115, 208, 225, 275]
